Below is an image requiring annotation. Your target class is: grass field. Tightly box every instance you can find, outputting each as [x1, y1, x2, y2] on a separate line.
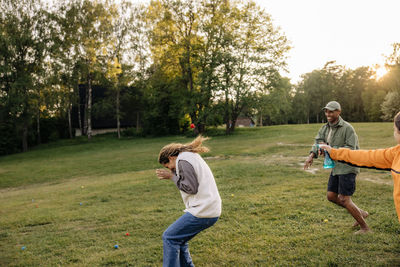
[1, 123, 400, 266]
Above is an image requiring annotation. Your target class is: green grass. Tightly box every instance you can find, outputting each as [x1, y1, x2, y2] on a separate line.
[1, 123, 400, 266]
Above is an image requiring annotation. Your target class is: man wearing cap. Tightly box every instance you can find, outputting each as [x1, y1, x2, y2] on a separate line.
[304, 101, 370, 234]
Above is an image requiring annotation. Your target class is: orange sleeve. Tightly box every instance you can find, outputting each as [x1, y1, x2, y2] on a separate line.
[330, 146, 398, 170]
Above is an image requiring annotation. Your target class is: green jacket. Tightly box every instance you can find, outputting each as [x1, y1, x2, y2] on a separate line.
[310, 116, 360, 175]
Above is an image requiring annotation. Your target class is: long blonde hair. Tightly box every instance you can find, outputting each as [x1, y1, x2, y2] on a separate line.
[395, 111, 400, 132]
[158, 135, 210, 164]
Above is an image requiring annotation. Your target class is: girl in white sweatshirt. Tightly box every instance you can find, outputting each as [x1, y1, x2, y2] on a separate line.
[156, 136, 222, 267]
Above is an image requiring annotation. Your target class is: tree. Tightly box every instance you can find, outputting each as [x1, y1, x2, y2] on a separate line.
[361, 79, 385, 122]
[105, 1, 149, 138]
[380, 42, 400, 120]
[146, 0, 203, 132]
[216, 0, 290, 133]
[260, 76, 292, 125]
[191, 0, 226, 133]
[74, 0, 113, 140]
[289, 88, 308, 124]
[51, 0, 86, 139]
[294, 62, 377, 123]
[332, 66, 375, 122]
[142, 66, 184, 135]
[0, 0, 53, 151]
[292, 69, 329, 123]
[381, 91, 400, 121]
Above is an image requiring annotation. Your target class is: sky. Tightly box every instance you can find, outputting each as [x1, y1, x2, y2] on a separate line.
[256, 0, 400, 82]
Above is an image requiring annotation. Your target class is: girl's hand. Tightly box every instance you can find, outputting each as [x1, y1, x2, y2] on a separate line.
[318, 144, 332, 153]
[156, 169, 173, 180]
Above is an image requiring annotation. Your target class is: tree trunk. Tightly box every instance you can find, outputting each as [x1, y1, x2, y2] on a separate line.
[116, 87, 120, 139]
[197, 123, 205, 134]
[259, 112, 262, 126]
[22, 121, 28, 152]
[68, 104, 73, 138]
[225, 109, 233, 134]
[77, 83, 83, 135]
[227, 105, 240, 134]
[225, 120, 230, 134]
[36, 109, 41, 145]
[83, 84, 88, 136]
[87, 73, 92, 140]
[226, 118, 236, 134]
[188, 66, 193, 92]
[78, 105, 83, 135]
[136, 112, 140, 133]
[224, 90, 230, 134]
[230, 119, 237, 133]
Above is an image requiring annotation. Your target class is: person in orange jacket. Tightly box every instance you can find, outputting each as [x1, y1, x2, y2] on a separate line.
[319, 111, 400, 226]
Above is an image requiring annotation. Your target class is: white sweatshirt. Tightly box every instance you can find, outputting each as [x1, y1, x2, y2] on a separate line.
[176, 152, 222, 218]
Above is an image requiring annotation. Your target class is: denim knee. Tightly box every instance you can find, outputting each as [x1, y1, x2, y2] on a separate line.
[162, 229, 178, 245]
[162, 230, 168, 242]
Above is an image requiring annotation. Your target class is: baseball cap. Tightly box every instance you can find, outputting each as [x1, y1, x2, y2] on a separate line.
[323, 101, 341, 111]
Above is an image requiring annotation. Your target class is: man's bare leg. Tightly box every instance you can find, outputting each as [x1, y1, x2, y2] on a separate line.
[353, 210, 369, 227]
[327, 192, 370, 234]
[337, 195, 370, 233]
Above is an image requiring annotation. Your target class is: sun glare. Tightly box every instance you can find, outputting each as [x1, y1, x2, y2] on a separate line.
[375, 65, 388, 80]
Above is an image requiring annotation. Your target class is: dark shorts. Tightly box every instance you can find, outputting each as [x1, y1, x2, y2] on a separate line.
[327, 173, 356, 196]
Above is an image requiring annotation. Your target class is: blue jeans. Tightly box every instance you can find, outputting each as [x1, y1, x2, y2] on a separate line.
[162, 212, 219, 267]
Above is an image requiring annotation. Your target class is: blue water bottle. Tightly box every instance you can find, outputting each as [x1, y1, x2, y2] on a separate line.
[323, 150, 335, 169]
[316, 144, 335, 169]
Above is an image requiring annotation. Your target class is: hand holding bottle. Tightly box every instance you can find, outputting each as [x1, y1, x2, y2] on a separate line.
[316, 144, 335, 169]
[318, 144, 332, 153]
